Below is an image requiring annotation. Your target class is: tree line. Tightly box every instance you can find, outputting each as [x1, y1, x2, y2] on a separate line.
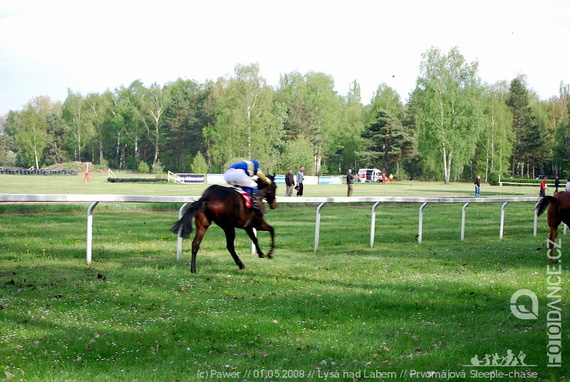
[1, 46, 569, 182]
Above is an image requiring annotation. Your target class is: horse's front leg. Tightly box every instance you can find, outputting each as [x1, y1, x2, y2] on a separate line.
[251, 220, 275, 259]
[223, 227, 245, 270]
[245, 227, 265, 258]
[265, 224, 275, 258]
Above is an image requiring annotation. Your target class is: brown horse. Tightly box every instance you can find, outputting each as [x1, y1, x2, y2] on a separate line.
[536, 191, 570, 262]
[171, 176, 277, 273]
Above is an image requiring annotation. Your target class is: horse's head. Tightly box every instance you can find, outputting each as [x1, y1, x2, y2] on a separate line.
[258, 175, 278, 210]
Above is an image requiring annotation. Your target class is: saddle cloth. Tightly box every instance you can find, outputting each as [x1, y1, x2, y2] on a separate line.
[233, 187, 252, 208]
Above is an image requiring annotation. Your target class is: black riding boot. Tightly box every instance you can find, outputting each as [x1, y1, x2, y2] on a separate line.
[251, 187, 263, 216]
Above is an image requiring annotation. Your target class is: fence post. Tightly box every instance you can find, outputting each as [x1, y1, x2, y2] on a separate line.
[370, 202, 381, 248]
[499, 202, 508, 239]
[251, 228, 257, 255]
[86, 201, 99, 265]
[418, 202, 428, 244]
[314, 203, 326, 252]
[461, 202, 469, 241]
[176, 203, 188, 260]
[533, 202, 539, 236]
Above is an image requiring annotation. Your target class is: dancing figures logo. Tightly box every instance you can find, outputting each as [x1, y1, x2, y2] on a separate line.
[465, 349, 537, 367]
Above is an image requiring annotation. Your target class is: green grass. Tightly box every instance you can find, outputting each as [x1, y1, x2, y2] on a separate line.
[0, 172, 545, 197]
[0, 175, 568, 381]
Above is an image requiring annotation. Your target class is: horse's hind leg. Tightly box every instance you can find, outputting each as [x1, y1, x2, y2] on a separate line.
[223, 227, 245, 270]
[191, 213, 210, 273]
[546, 206, 563, 263]
[547, 225, 559, 263]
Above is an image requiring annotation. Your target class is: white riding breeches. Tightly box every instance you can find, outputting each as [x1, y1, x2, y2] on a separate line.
[224, 168, 257, 188]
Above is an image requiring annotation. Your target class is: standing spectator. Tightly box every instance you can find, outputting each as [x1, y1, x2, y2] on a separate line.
[474, 175, 481, 197]
[285, 168, 295, 197]
[566, 176, 570, 192]
[296, 165, 305, 197]
[389, 173, 394, 183]
[554, 176, 560, 193]
[346, 168, 354, 197]
[539, 177, 548, 197]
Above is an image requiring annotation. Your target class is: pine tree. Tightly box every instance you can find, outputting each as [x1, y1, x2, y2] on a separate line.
[506, 76, 533, 177]
[360, 110, 414, 174]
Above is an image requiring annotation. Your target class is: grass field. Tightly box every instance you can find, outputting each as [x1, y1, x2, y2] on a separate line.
[0, 171, 548, 197]
[0, 174, 568, 381]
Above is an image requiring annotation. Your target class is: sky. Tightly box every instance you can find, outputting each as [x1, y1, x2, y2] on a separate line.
[1, 0, 569, 116]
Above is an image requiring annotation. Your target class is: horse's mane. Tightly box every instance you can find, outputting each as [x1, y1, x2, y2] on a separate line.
[257, 175, 275, 190]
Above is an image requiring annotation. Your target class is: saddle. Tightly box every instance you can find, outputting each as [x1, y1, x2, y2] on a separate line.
[233, 187, 252, 208]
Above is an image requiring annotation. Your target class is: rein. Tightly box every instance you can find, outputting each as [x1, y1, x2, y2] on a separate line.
[242, 210, 254, 228]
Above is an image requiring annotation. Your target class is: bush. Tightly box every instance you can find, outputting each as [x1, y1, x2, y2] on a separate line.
[190, 152, 208, 174]
[138, 161, 150, 173]
[152, 160, 164, 176]
[488, 172, 500, 186]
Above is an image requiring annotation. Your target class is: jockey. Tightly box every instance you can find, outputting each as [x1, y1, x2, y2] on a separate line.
[224, 159, 271, 216]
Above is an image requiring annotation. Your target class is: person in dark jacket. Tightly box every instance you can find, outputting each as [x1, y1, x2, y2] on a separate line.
[285, 169, 295, 197]
[346, 169, 354, 197]
[474, 175, 481, 197]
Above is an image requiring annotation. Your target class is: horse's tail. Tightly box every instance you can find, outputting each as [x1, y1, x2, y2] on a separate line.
[171, 199, 203, 238]
[536, 195, 558, 217]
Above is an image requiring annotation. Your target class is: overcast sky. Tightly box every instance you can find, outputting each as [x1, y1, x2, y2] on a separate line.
[1, 0, 569, 116]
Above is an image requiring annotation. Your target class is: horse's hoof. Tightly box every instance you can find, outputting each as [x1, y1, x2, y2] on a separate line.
[267, 253, 273, 259]
[239, 264, 246, 270]
[258, 253, 266, 259]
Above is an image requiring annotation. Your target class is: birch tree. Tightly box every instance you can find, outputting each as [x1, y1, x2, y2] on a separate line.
[477, 82, 513, 180]
[62, 90, 94, 161]
[5, 104, 50, 168]
[413, 46, 484, 183]
[130, 81, 169, 167]
[205, 63, 282, 171]
[112, 85, 144, 168]
[277, 71, 344, 174]
[85, 92, 111, 165]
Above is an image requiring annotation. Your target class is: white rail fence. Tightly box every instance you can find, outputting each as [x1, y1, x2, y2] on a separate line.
[1, 194, 560, 264]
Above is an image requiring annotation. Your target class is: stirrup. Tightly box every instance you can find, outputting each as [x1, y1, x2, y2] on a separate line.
[251, 205, 263, 217]
[250, 186, 262, 216]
